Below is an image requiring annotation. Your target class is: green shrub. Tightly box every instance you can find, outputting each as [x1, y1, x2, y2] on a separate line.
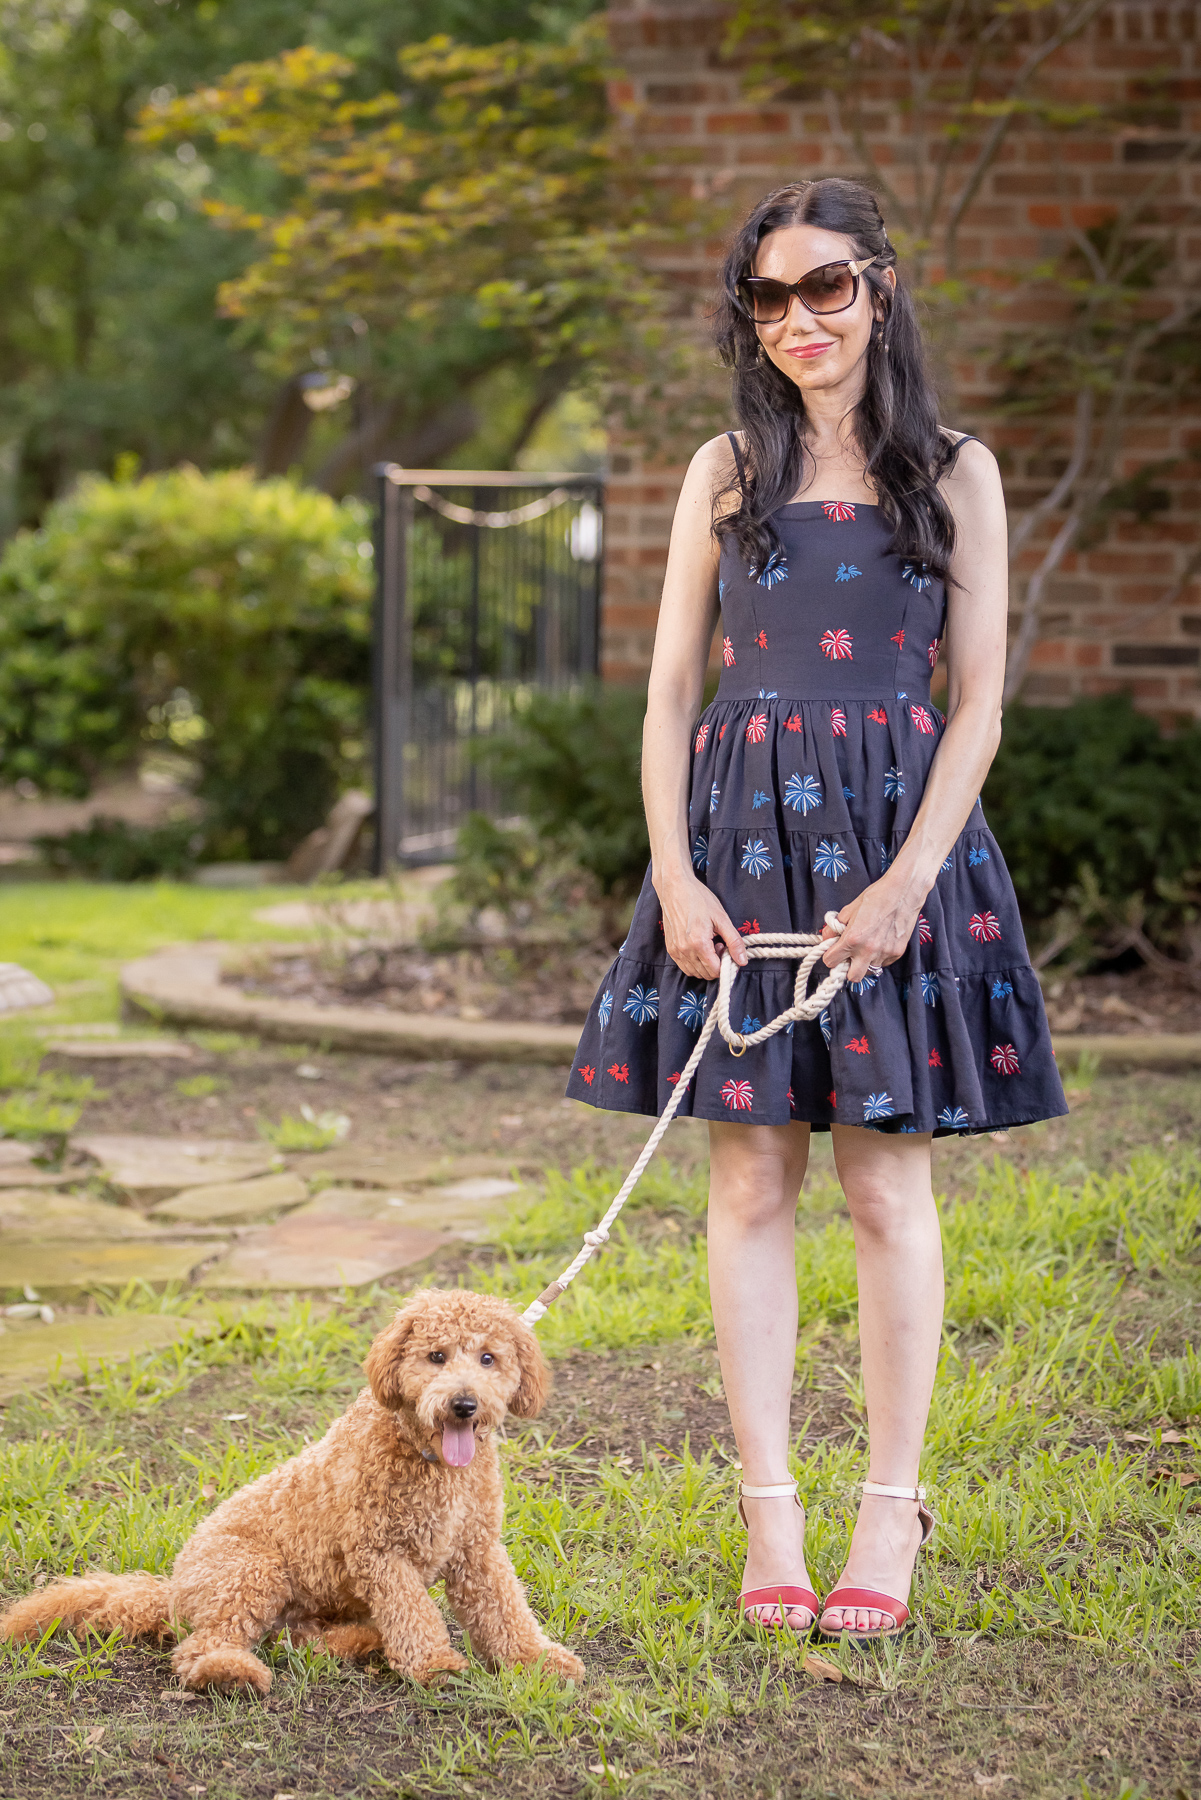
[0, 467, 372, 860]
[35, 816, 205, 881]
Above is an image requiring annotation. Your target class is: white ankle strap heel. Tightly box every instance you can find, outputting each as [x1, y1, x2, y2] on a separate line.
[862, 1480, 935, 1545]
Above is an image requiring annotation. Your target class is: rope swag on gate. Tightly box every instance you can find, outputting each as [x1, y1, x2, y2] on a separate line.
[413, 485, 574, 530]
[521, 918, 851, 1328]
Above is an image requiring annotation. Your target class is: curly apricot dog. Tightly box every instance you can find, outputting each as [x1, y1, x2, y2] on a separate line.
[0, 1289, 583, 1693]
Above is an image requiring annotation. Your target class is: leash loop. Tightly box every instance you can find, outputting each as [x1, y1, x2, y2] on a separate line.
[521, 914, 850, 1328]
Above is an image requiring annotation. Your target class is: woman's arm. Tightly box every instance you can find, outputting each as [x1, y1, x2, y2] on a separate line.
[643, 437, 748, 981]
[821, 437, 1010, 981]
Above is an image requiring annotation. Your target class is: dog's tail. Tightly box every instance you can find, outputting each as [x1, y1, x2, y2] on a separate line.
[1, 1572, 173, 1645]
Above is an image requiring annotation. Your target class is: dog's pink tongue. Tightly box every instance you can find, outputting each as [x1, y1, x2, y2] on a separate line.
[441, 1421, 475, 1467]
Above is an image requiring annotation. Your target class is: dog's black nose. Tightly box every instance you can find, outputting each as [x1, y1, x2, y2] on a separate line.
[451, 1394, 477, 1421]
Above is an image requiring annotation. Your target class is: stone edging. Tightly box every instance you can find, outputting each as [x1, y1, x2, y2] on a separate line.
[120, 945, 581, 1065]
[120, 944, 1201, 1073]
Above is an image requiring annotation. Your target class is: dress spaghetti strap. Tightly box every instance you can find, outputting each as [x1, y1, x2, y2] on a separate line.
[727, 430, 749, 501]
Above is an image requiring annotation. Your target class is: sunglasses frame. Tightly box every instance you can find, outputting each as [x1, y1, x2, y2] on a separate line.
[735, 255, 881, 325]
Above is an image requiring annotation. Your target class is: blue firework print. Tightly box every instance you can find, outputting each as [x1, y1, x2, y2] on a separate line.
[880, 843, 896, 872]
[921, 972, 942, 1007]
[864, 1092, 895, 1121]
[740, 1015, 761, 1034]
[835, 562, 862, 583]
[818, 1008, 833, 1045]
[752, 789, 771, 809]
[941, 856, 953, 872]
[677, 990, 708, 1030]
[900, 561, 933, 590]
[597, 989, 613, 1029]
[622, 983, 659, 1025]
[991, 978, 1014, 1001]
[784, 772, 823, 815]
[849, 971, 879, 995]
[969, 845, 991, 867]
[691, 833, 709, 871]
[843, 785, 856, 799]
[758, 688, 779, 699]
[741, 837, 774, 878]
[884, 765, 905, 801]
[749, 548, 788, 587]
[900, 980, 910, 1003]
[938, 1106, 971, 1129]
[813, 839, 850, 880]
[718, 578, 725, 601]
[710, 783, 720, 814]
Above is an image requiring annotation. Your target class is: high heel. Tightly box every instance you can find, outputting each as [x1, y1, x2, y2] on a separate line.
[736, 1479, 820, 1633]
[818, 1481, 935, 1644]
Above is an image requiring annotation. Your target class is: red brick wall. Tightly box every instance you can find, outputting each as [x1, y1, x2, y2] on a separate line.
[602, 0, 1201, 725]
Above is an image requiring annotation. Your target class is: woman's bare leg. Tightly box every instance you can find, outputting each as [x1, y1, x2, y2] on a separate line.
[707, 1119, 812, 1625]
[820, 1126, 944, 1634]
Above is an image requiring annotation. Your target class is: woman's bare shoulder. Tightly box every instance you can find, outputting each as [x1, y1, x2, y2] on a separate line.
[684, 431, 742, 520]
[938, 432, 1002, 516]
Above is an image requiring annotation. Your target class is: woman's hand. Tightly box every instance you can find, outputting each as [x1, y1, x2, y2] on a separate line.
[655, 870, 748, 981]
[820, 876, 925, 984]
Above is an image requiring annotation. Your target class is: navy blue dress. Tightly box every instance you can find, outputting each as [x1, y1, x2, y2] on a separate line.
[566, 488, 1068, 1137]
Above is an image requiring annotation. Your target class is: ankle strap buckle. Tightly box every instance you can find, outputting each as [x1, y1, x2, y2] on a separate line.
[862, 1480, 927, 1501]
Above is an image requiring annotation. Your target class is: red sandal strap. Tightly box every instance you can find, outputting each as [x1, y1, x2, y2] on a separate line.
[739, 1584, 820, 1618]
[820, 1586, 908, 1630]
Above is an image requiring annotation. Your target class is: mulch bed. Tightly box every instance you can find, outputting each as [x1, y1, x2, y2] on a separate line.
[1042, 965, 1201, 1035]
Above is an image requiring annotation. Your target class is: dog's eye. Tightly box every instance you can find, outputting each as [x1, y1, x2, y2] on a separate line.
[480, 1352, 494, 1366]
[428, 1351, 445, 1364]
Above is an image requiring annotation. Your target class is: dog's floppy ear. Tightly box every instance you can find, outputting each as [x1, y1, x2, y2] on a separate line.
[507, 1314, 550, 1418]
[364, 1297, 424, 1410]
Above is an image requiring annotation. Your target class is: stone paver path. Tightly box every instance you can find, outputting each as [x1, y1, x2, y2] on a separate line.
[150, 1171, 307, 1225]
[0, 1188, 158, 1239]
[3, 1240, 225, 1298]
[0, 1313, 192, 1402]
[47, 1039, 197, 1061]
[201, 1216, 447, 1290]
[74, 1134, 278, 1198]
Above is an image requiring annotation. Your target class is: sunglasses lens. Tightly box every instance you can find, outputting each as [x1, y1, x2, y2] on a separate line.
[798, 264, 856, 313]
[738, 279, 790, 323]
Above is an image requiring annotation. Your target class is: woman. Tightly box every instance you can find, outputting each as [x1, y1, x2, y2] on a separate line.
[566, 178, 1066, 1641]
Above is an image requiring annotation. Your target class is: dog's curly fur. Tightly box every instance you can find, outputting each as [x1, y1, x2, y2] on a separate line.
[0, 1289, 583, 1693]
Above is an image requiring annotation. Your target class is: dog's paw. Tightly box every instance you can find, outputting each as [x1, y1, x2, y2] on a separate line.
[399, 1648, 470, 1687]
[535, 1642, 585, 1682]
[172, 1641, 272, 1696]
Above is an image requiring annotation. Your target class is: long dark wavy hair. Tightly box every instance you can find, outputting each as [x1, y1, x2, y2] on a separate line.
[712, 179, 962, 583]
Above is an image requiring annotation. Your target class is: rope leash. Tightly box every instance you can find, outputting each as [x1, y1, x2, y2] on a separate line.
[521, 915, 851, 1328]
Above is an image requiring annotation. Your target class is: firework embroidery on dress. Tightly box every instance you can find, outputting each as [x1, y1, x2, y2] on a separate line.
[623, 983, 659, 1024]
[835, 562, 862, 583]
[822, 501, 856, 522]
[820, 627, 854, 661]
[740, 1014, 761, 1035]
[991, 978, 1014, 1001]
[691, 833, 708, 870]
[749, 548, 788, 587]
[880, 843, 896, 872]
[745, 713, 768, 744]
[969, 910, 1002, 943]
[890, 629, 905, 649]
[843, 785, 856, 799]
[738, 918, 760, 935]
[755, 629, 768, 649]
[719, 725, 726, 740]
[928, 637, 941, 668]
[921, 972, 941, 1006]
[818, 1009, 833, 1045]
[846, 1035, 870, 1055]
[788, 1086, 796, 1113]
[721, 1077, 755, 1111]
[597, 989, 613, 1028]
[830, 707, 848, 737]
[578, 1063, 595, 1085]
[941, 855, 953, 872]
[990, 1043, 1021, 1075]
[741, 838, 774, 878]
[710, 783, 720, 814]
[752, 789, 770, 809]
[968, 845, 991, 867]
[864, 1092, 895, 1121]
[867, 707, 889, 725]
[918, 913, 932, 945]
[718, 579, 725, 601]
[849, 971, 878, 994]
[694, 722, 709, 753]
[784, 772, 823, 815]
[938, 1105, 970, 1128]
[901, 561, 933, 590]
[813, 838, 850, 879]
[928, 1047, 943, 1068]
[607, 1062, 629, 1083]
[722, 636, 736, 667]
[911, 704, 936, 735]
[884, 765, 905, 801]
[785, 713, 804, 733]
[677, 990, 708, 1031]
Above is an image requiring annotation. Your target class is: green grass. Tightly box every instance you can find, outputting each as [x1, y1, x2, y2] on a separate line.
[1, 1146, 1199, 1797]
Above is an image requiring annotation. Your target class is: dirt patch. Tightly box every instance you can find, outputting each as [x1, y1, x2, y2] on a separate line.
[1044, 963, 1201, 1034]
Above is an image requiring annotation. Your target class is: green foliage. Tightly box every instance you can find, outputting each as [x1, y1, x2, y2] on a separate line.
[449, 814, 543, 916]
[258, 1109, 348, 1151]
[0, 467, 372, 860]
[983, 697, 1201, 949]
[34, 817, 205, 882]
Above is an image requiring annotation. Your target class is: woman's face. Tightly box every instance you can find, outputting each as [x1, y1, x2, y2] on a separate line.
[751, 223, 894, 396]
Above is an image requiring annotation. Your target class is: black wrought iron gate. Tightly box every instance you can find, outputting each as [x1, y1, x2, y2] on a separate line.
[372, 466, 603, 870]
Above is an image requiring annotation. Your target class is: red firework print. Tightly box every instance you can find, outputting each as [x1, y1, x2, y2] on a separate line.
[694, 722, 709, 753]
[722, 636, 736, 667]
[867, 707, 888, 725]
[928, 637, 941, 668]
[718, 723, 726, 740]
[827, 1090, 837, 1107]
[607, 1062, 629, 1083]
[928, 1048, 942, 1068]
[846, 1035, 870, 1055]
[785, 714, 804, 733]
[755, 629, 768, 649]
[890, 629, 905, 649]
[918, 913, 932, 945]
[578, 1063, 595, 1085]
[990, 1042, 1021, 1075]
[820, 627, 854, 661]
[787, 1086, 795, 1112]
[831, 707, 848, 737]
[969, 910, 1003, 943]
[738, 918, 761, 935]
[910, 704, 936, 735]
[745, 713, 768, 744]
[667, 1071, 685, 1086]
[721, 1077, 755, 1111]
[822, 501, 856, 522]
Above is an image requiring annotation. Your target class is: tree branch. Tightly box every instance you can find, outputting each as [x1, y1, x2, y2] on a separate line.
[313, 395, 481, 496]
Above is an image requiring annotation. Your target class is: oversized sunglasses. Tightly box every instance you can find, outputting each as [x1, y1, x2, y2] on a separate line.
[735, 256, 880, 324]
